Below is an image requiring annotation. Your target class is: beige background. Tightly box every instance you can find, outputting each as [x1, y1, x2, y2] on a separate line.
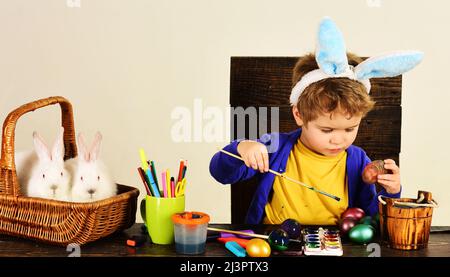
[0, 0, 448, 225]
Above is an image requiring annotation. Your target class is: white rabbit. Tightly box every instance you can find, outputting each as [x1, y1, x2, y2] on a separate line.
[66, 132, 117, 202]
[15, 127, 71, 201]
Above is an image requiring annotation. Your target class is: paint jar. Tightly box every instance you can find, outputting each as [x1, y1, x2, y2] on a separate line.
[172, 211, 210, 255]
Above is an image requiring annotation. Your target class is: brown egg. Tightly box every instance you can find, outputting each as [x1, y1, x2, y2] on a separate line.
[362, 160, 388, 184]
[246, 238, 271, 257]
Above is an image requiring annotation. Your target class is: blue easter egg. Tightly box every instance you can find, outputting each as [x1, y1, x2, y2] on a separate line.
[280, 218, 302, 239]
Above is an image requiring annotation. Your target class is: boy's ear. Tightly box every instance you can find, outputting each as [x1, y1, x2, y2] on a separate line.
[292, 106, 304, 126]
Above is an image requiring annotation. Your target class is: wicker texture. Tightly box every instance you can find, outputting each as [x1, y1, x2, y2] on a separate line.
[0, 96, 139, 245]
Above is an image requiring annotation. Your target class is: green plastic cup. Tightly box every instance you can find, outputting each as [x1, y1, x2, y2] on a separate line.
[140, 195, 185, 245]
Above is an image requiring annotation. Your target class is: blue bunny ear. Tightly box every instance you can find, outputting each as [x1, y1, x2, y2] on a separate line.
[315, 17, 349, 75]
[355, 51, 424, 80]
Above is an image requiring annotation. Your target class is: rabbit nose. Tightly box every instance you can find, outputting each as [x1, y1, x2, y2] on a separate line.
[88, 189, 96, 195]
[50, 184, 58, 191]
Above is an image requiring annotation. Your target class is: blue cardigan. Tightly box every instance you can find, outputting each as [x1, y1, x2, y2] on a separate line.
[209, 128, 401, 224]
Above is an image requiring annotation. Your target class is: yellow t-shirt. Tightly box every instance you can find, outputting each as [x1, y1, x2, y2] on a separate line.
[263, 139, 349, 225]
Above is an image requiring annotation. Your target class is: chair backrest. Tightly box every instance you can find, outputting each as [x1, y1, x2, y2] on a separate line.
[229, 57, 402, 224]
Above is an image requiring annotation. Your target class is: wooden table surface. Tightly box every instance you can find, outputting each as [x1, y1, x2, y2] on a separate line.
[0, 224, 449, 257]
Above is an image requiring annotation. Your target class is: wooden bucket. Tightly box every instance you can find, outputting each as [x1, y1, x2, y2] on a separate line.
[378, 191, 438, 250]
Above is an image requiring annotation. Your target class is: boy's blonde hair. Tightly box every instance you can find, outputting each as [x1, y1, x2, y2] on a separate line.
[292, 53, 375, 125]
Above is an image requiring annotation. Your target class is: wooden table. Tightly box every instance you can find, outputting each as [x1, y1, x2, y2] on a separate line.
[0, 224, 449, 257]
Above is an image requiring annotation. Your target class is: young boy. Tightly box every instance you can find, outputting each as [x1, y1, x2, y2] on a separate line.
[209, 18, 422, 225]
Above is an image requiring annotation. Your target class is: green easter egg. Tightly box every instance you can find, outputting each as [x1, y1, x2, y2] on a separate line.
[374, 213, 380, 224]
[359, 215, 379, 231]
[349, 224, 375, 244]
[371, 215, 380, 231]
[359, 216, 372, 225]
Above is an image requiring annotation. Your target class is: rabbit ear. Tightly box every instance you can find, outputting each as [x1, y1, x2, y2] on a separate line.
[51, 127, 65, 161]
[315, 17, 349, 75]
[89, 132, 103, 162]
[33, 131, 51, 162]
[355, 51, 424, 80]
[77, 132, 91, 162]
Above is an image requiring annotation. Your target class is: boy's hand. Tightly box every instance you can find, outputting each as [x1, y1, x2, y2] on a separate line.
[377, 159, 401, 194]
[237, 140, 269, 173]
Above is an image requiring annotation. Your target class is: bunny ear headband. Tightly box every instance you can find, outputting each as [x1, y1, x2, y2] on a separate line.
[289, 17, 424, 106]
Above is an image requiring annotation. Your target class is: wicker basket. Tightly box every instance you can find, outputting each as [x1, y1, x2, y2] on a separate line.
[0, 96, 139, 246]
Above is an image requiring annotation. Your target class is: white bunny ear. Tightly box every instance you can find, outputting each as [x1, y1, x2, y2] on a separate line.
[51, 127, 65, 161]
[77, 132, 91, 162]
[89, 132, 103, 162]
[33, 131, 51, 162]
[315, 17, 349, 75]
[355, 50, 424, 80]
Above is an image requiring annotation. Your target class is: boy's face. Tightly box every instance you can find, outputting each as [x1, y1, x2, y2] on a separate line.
[292, 106, 362, 157]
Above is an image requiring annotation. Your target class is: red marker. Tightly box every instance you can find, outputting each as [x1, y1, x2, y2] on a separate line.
[170, 177, 175, 198]
[177, 160, 185, 183]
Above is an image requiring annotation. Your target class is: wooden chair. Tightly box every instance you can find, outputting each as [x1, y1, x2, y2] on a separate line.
[229, 57, 401, 224]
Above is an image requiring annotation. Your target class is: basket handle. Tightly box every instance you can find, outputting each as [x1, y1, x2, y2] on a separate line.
[0, 96, 77, 197]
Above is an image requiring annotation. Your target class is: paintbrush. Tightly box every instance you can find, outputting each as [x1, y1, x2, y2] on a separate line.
[219, 149, 340, 202]
[207, 227, 302, 243]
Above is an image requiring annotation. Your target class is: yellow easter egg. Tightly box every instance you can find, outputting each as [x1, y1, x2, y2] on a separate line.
[246, 238, 271, 257]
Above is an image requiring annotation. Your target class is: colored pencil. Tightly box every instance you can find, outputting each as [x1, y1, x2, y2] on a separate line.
[146, 168, 161, 197]
[150, 161, 160, 192]
[161, 171, 167, 198]
[141, 167, 155, 196]
[181, 166, 187, 180]
[166, 169, 171, 198]
[139, 149, 149, 171]
[137, 167, 152, 196]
